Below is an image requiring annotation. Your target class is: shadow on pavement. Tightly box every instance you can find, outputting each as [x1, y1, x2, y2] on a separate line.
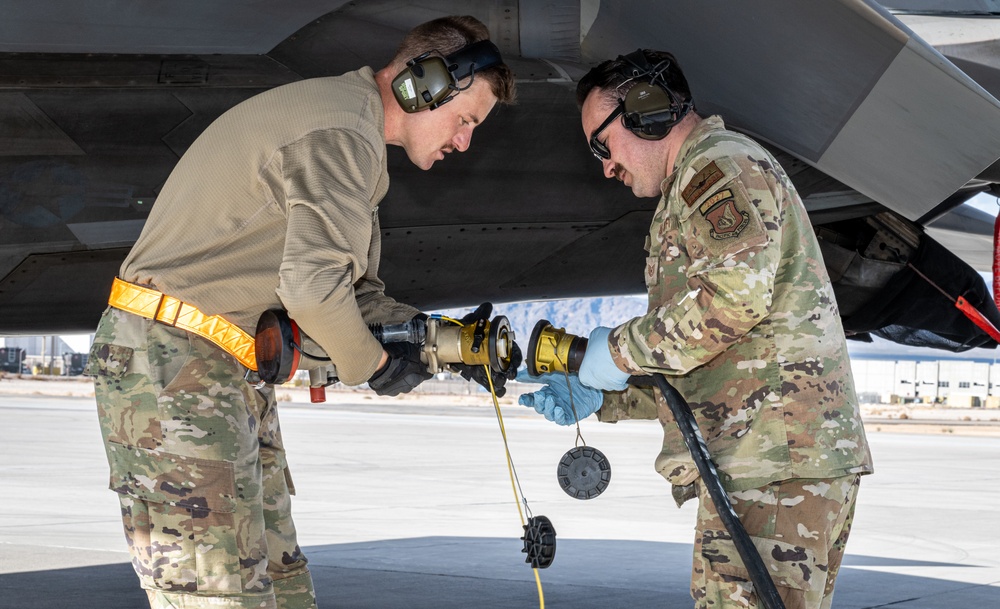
[3, 537, 997, 609]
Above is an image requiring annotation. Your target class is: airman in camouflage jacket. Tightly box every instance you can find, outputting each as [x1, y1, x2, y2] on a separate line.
[599, 116, 873, 493]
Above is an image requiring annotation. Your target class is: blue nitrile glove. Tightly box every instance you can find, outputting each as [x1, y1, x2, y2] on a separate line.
[516, 369, 603, 425]
[578, 326, 631, 391]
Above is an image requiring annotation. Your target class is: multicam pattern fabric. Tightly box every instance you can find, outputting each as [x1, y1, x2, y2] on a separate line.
[691, 475, 860, 609]
[599, 115, 873, 492]
[88, 307, 317, 609]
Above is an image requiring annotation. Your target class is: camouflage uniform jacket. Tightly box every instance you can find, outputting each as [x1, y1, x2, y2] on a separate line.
[599, 116, 873, 492]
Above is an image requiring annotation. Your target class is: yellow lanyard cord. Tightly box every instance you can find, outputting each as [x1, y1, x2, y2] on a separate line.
[485, 365, 545, 609]
[436, 314, 544, 607]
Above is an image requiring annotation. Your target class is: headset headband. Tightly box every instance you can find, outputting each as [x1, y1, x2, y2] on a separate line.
[620, 49, 656, 80]
[445, 40, 503, 82]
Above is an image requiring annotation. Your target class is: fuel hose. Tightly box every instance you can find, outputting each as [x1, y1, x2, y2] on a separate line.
[649, 373, 786, 609]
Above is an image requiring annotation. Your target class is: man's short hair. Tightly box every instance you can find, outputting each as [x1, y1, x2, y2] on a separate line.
[391, 15, 516, 106]
[576, 49, 691, 110]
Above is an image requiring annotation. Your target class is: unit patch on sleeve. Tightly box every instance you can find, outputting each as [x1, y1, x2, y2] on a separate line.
[681, 161, 724, 207]
[699, 188, 750, 240]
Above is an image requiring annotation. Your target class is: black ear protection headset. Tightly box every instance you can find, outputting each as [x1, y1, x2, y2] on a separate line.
[392, 40, 503, 113]
[617, 49, 692, 140]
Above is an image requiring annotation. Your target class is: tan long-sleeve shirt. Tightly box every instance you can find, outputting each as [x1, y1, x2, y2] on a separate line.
[121, 68, 418, 385]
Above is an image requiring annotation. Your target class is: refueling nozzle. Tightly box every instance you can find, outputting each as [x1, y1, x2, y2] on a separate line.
[254, 309, 517, 402]
[525, 319, 588, 376]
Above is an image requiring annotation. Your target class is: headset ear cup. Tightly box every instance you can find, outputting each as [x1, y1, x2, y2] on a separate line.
[622, 110, 669, 139]
[636, 118, 669, 140]
[392, 40, 503, 113]
[391, 66, 419, 111]
[391, 57, 456, 113]
[622, 83, 676, 140]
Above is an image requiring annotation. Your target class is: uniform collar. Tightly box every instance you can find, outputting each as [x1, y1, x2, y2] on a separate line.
[659, 115, 727, 196]
[358, 66, 385, 142]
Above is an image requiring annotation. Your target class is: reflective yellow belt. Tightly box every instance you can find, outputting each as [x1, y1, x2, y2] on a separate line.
[107, 277, 257, 371]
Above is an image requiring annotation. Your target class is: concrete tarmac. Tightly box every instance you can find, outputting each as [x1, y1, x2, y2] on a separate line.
[1, 385, 998, 609]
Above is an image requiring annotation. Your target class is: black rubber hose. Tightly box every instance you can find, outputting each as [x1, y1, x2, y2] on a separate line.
[650, 374, 786, 609]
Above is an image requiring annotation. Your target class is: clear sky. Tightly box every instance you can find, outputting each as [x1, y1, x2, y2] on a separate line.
[968, 191, 999, 218]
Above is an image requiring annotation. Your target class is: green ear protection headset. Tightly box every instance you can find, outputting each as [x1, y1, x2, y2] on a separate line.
[618, 49, 693, 140]
[392, 39, 503, 113]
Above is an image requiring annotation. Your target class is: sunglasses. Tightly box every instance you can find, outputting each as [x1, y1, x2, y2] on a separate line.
[588, 101, 624, 160]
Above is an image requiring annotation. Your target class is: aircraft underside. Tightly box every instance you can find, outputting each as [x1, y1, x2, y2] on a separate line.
[1, 0, 998, 351]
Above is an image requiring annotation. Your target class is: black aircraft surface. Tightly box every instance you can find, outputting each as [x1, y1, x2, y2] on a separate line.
[2, 0, 999, 352]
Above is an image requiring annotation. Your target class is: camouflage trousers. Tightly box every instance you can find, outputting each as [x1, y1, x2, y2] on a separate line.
[87, 307, 317, 609]
[689, 474, 860, 609]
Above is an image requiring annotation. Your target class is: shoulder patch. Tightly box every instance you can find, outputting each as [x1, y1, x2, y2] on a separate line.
[682, 161, 724, 207]
[687, 180, 768, 257]
[698, 188, 733, 215]
[704, 197, 749, 240]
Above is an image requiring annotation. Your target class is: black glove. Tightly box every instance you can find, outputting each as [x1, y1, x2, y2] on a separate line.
[456, 342, 522, 397]
[367, 341, 432, 397]
[452, 302, 523, 397]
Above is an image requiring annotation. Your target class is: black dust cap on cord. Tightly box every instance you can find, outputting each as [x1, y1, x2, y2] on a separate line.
[521, 515, 557, 568]
[557, 446, 612, 500]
